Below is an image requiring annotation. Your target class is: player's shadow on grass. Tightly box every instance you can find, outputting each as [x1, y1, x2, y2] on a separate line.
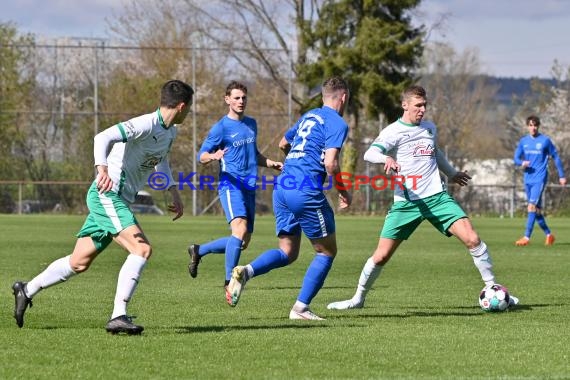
[330, 311, 483, 318]
[325, 303, 549, 319]
[416, 304, 546, 312]
[257, 285, 356, 291]
[175, 324, 330, 334]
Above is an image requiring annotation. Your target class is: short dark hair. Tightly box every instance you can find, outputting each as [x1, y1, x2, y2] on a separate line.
[526, 115, 540, 127]
[226, 81, 248, 96]
[160, 80, 194, 108]
[402, 85, 426, 102]
[322, 76, 349, 97]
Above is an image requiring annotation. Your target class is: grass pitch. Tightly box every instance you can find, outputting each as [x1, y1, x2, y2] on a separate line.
[1, 214, 568, 379]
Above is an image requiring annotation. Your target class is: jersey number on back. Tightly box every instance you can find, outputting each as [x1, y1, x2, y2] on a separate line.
[291, 119, 316, 152]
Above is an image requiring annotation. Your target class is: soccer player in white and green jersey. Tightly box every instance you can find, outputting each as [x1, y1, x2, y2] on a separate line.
[327, 85, 519, 311]
[12, 79, 194, 334]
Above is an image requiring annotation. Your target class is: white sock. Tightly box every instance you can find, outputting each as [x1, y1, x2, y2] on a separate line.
[353, 257, 382, 303]
[245, 264, 254, 279]
[25, 255, 77, 298]
[469, 241, 496, 286]
[293, 300, 308, 312]
[111, 254, 147, 319]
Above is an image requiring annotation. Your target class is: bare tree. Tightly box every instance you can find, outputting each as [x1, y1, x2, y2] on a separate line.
[418, 42, 504, 167]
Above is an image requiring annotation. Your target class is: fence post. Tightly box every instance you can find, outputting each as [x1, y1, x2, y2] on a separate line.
[18, 182, 22, 215]
[191, 42, 197, 216]
[510, 168, 515, 218]
[365, 161, 370, 212]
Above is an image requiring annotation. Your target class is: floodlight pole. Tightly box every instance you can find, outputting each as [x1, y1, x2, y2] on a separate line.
[288, 49, 292, 128]
[93, 43, 99, 137]
[191, 42, 197, 216]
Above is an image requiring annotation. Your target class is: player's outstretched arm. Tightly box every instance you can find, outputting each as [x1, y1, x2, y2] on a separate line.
[95, 165, 113, 193]
[167, 186, 184, 221]
[199, 148, 227, 164]
[364, 145, 400, 174]
[435, 149, 458, 178]
[325, 147, 352, 209]
[278, 136, 291, 156]
[93, 125, 127, 192]
[256, 152, 283, 171]
[450, 171, 472, 187]
[549, 143, 566, 182]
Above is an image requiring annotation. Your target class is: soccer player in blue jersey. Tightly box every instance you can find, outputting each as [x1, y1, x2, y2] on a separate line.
[186, 81, 282, 300]
[12, 80, 194, 334]
[514, 115, 566, 246]
[225, 76, 351, 320]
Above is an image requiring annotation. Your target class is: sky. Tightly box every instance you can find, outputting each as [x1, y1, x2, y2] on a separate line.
[417, 0, 570, 78]
[1, 0, 569, 79]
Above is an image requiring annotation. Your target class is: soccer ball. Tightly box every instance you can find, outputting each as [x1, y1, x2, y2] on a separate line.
[479, 284, 510, 312]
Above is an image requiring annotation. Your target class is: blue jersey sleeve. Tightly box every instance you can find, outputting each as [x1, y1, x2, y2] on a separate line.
[251, 119, 261, 158]
[513, 139, 524, 166]
[284, 123, 299, 143]
[198, 122, 224, 162]
[325, 121, 348, 149]
[547, 138, 565, 178]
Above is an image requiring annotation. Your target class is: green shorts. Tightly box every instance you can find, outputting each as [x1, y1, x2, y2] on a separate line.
[380, 191, 467, 240]
[76, 182, 138, 251]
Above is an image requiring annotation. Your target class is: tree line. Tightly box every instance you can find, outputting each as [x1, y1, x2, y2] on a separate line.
[1, 0, 569, 214]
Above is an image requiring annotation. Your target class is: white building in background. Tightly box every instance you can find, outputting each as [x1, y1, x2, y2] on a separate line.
[450, 158, 523, 217]
[463, 158, 515, 186]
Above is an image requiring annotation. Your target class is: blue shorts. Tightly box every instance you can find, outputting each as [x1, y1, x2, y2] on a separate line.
[219, 187, 255, 232]
[273, 188, 335, 240]
[525, 182, 545, 208]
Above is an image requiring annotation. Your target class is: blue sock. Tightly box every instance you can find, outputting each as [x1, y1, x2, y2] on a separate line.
[535, 214, 551, 235]
[297, 254, 334, 305]
[250, 249, 289, 277]
[524, 211, 537, 238]
[199, 237, 230, 257]
[225, 236, 243, 281]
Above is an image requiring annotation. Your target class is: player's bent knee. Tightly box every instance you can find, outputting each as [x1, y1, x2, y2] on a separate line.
[318, 251, 337, 259]
[313, 246, 337, 258]
[463, 235, 481, 250]
[143, 247, 153, 259]
[372, 251, 390, 265]
[279, 247, 299, 263]
[70, 262, 90, 273]
[241, 234, 252, 250]
[134, 246, 152, 259]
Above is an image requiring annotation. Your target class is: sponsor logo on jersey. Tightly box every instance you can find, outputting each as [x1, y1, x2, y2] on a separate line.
[413, 143, 435, 157]
[232, 136, 255, 147]
[286, 151, 306, 159]
[141, 155, 162, 169]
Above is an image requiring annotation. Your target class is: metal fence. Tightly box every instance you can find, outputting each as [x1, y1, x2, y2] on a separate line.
[3, 40, 569, 218]
[1, 38, 293, 216]
[2, 175, 568, 217]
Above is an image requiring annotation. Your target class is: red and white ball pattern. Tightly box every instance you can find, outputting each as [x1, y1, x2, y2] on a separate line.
[479, 284, 510, 312]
